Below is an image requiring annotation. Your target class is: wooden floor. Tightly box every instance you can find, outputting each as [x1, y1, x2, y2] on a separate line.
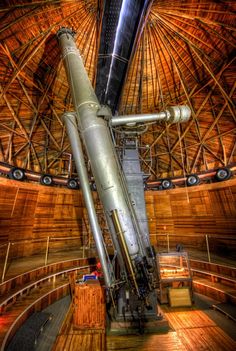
[51, 301, 236, 351]
[108, 306, 236, 350]
[52, 303, 106, 351]
[162, 306, 236, 351]
[1, 252, 236, 350]
[108, 328, 232, 351]
[107, 333, 186, 351]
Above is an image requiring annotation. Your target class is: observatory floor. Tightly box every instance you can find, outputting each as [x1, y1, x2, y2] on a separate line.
[33, 292, 236, 351]
[3, 250, 235, 351]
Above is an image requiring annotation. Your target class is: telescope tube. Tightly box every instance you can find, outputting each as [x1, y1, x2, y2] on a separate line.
[110, 105, 191, 126]
[57, 28, 144, 275]
[63, 112, 111, 288]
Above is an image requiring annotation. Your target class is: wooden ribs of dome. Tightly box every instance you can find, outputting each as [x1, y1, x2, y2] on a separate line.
[0, 0, 99, 176]
[120, 1, 236, 178]
[0, 0, 235, 177]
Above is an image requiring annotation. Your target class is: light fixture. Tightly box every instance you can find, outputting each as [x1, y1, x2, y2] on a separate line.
[9, 167, 25, 181]
[161, 179, 173, 190]
[215, 167, 231, 182]
[67, 178, 79, 189]
[91, 182, 97, 191]
[40, 174, 53, 186]
[186, 174, 200, 187]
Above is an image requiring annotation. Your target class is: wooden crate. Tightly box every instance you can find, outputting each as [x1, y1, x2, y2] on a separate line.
[73, 281, 106, 329]
[168, 287, 192, 307]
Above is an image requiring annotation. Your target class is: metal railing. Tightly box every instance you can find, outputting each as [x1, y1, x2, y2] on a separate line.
[0, 235, 93, 283]
[150, 233, 236, 266]
[1, 233, 235, 282]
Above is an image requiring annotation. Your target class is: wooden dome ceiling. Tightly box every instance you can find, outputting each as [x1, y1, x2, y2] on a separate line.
[0, 0, 235, 181]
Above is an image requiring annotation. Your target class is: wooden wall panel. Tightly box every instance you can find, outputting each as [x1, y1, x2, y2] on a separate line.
[155, 218, 175, 234]
[0, 178, 85, 259]
[146, 178, 236, 254]
[34, 192, 57, 218]
[54, 193, 76, 219]
[145, 193, 155, 218]
[170, 193, 192, 217]
[188, 191, 212, 216]
[0, 185, 18, 218]
[0, 176, 236, 260]
[71, 193, 84, 218]
[208, 188, 236, 217]
[12, 188, 38, 218]
[154, 192, 172, 217]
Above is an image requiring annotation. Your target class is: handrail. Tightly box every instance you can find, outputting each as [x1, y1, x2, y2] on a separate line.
[0, 258, 87, 284]
[1, 233, 235, 284]
[0, 237, 92, 282]
[0, 233, 235, 247]
[0, 263, 93, 350]
[189, 258, 236, 271]
[150, 233, 236, 240]
[0, 257, 90, 288]
[1, 283, 69, 351]
[0, 264, 91, 310]
[191, 268, 236, 283]
[0, 236, 82, 246]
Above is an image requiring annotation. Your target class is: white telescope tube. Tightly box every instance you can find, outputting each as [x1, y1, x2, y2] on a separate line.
[57, 28, 143, 275]
[63, 112, 112, 288]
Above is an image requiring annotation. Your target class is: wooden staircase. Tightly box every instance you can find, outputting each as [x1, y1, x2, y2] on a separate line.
[0, 258, 91, 350]
[0, 255, 235, 350]
[190, 259, 236, 305]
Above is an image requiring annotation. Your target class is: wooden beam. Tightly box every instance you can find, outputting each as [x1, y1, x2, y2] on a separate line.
[154, 8, 236, 31]
[0, 85, 30, 142]
[202, 144, 225, 164]
[191, 45, 235, 110]
[209, 83, 236, 138]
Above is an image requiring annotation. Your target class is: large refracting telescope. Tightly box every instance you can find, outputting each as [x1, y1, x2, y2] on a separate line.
[57, 27, 191, 326]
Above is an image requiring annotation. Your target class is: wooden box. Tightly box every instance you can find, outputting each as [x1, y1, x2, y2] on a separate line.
[168, 287, 192, 307]
[73, 281, 106, 329]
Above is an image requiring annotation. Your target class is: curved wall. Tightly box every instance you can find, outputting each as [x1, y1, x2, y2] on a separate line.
[0, 176, 235, 259]
[146, 178, 236, 256]
[0, 178, 87, 258]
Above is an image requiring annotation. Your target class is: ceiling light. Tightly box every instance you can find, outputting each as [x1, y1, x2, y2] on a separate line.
[40, 174, 53, 186]
[161, 179, 173, 190]
[186, 174, 200, 187]
[215, 167, 231, 182]
[67, 178, 79, 189]
[9, 167, 25, 181]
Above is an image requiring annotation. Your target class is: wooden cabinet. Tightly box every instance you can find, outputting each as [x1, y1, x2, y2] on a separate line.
[156, 252, 193, 305]
[73, 281, 106, 329]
